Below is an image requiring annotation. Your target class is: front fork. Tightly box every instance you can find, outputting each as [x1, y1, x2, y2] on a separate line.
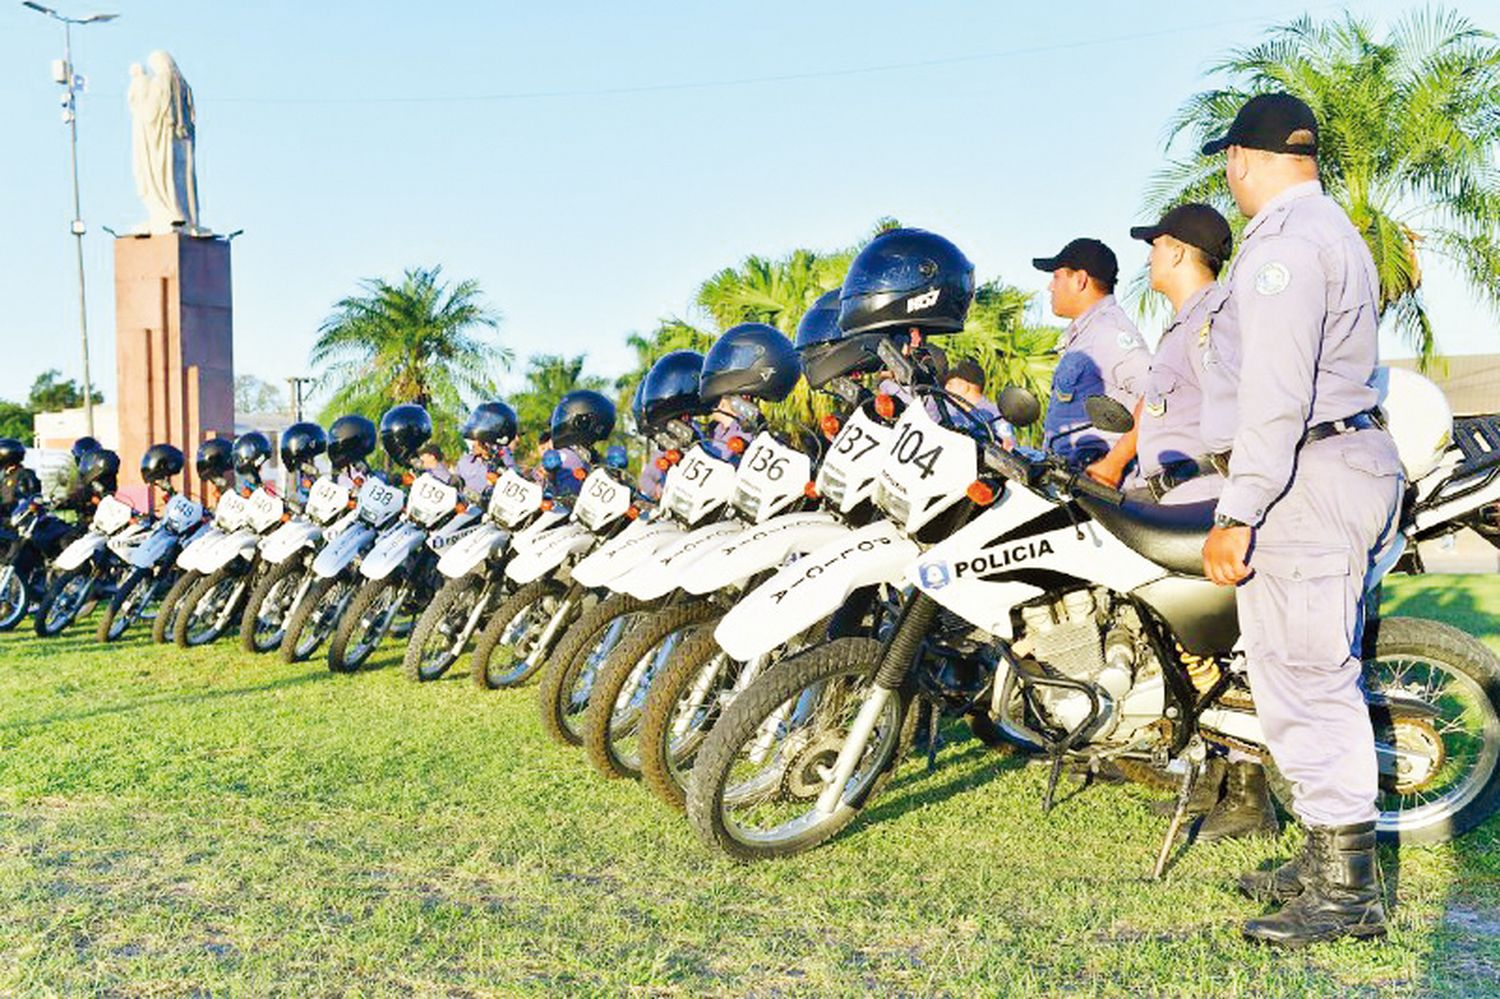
[530, 584, 581, 663]
[813, 593, 937, 817]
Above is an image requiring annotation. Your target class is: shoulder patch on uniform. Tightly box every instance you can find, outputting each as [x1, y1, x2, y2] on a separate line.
[1117, 331, 1139, 349]
[1254, 262, 1290, 296]
[1197, 321, 1211, 347]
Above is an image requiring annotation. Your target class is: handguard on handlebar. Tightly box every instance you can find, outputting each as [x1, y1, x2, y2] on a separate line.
[982, 443, 1125, 506]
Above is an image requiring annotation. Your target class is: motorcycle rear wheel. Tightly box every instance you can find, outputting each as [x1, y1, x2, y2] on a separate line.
[96, 567, 162, 643]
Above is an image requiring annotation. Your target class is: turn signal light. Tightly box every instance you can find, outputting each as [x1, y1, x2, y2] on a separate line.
[655, 457, 670, 471]
[347, 499, 358, 510]
[966, 480, 997, 506]
[455, 501, 468, 513]
[804, 481, 819, 499]
[487, 471, 499, 484]
[727, 436, 747, 455]
[572, 467, 586, 481]
[281, 512, 292, 523]
[666, 449, 683, 465]
[401, 473, 414, 486]
[626, 505, 640, 520]
[240, 487, 252, 497]
[540, 499, 554, 511]
[820, 415, 841, 440]
[874, 393, 896, 419]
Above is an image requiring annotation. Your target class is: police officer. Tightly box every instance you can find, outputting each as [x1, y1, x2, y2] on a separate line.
[0, 439, 41, 516]
[1031, 238, 1150, 464]
[1086, 205, 1236, 506]
[1200, 93, 1403, 946]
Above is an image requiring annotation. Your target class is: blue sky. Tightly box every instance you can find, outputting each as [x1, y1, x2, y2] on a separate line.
[2, 1, 1494, 409]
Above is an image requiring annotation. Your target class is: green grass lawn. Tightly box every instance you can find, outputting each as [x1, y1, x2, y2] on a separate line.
[0, 575, 1497, 996]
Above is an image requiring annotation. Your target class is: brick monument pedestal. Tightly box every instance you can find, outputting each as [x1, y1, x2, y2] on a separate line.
[113, 233, 234, 502]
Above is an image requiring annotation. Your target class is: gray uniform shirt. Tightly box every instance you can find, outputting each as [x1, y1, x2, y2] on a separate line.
[1044, 295, 1151, 461]
[1215, 180, 1383, 526]
[1137, 282, 1234, 479]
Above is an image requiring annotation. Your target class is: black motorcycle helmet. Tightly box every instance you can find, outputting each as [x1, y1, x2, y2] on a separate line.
[549, 390, 616, 450]
[460, 401, 519, 447]
[379, 403, 433, 465]
[794, 288, 886, 389]
[699, 324, 802, 405]
[79, 448, 120, 494]
[641, 350, 706, 428]
[0, 438, 25, 469]
[140, 443, 185, 485]
[630, 381, 647, 430]
[327, 415, 377, 470]
[280, 422, 329, 470]
[196, 438, 235, 487]
[839, 228, 975, 336]
[71, 436, 102, 464]
[233, 431, 273, 475]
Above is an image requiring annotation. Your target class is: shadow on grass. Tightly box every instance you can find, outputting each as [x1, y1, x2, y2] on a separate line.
[1381, 577, 1500, 638]
[851, 739, 1031, 835]
[0, 668, 335, 732]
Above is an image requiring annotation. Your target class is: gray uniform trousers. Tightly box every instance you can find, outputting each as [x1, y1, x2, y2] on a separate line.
[1237, 428, 1403, 826]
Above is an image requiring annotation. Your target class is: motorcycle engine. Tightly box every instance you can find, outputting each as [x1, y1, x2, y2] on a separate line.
[1010, 588, 1164, 744]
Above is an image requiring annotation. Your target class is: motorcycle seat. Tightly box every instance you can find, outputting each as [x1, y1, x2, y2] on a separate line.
[1075, 495, 1215, 577]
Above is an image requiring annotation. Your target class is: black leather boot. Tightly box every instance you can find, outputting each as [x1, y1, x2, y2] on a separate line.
[1242, 822, 1387, 947]
[1197, 761, 1279, 843]
[1149, 756, 1226, 817]
[1238, 850, 1306, 903]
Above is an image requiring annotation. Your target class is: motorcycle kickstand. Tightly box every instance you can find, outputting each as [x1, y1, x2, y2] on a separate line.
[925, 698, 941, 773]
[1151, 761, 1200, 880]
[1042, 751, 1064, 813]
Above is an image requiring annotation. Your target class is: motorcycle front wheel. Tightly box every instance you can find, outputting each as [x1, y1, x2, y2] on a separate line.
[96, 567, 164, 643]
[327, 576, 404, 673]
[152, 569, 199, 644]
[0, 564, 27, 632]
[404, 574, 489, 683]
[536, 592, 652, 747]
[469, 577, 564, 690]
[175, 564, 252, 648]
[686, 637, 915, 862]
[281, 576, 355, 664]
[239, 558, 304, 654]
[34, 566, 96, 637]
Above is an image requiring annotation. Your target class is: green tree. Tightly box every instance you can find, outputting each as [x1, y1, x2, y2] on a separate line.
[1146, 9, 1500, 369]
[234, 374, 285, 415]
[0, 400, 33, 441]
[510, 354, 610, 454]
[311, 267, 510, 447]
[27, 369, 102, 412]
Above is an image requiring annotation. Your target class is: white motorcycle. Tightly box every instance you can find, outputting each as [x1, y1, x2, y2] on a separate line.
[34, 493, 149, 637]
[95, 489, 207, 642]
[687, 382, 1500, 863]
[238, 473, 358, 654]
[325, 471, 481, 673]
[173, 483, 289, 647]
[279, 474, 406, 664]
[154, 485, 250, 644]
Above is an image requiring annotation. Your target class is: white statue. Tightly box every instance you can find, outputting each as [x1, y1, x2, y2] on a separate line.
[128, 51, 204, 235]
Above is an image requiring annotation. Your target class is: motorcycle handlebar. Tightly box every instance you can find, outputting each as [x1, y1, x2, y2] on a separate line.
[983, 443, 1125, 506]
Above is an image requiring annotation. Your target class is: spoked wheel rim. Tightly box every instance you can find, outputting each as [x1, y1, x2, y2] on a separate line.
[718, 673, 902, 849]
[185, 577, 240, 646]
[563, 613, 638, 740]
[252, 573, 300, 651]
[297, 580, 354, 658]
[1368, 652, 1500, 837]
[44, 573, 93, 633]
[416, 584, 481, 680]
[485, 593, 561, 687]
[109, 575, 158, 640]
[666, 652, 739, 782]
[0, 567, 25, 630]
[346, 585, 402, 664]
[609, 629, 687, 772]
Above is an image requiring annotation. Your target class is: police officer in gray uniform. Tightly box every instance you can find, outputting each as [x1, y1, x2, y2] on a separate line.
[1200, 93, 1404, 946]
[1032, 239, 1151, 466]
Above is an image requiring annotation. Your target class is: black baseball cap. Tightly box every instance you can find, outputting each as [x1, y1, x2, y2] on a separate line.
[1031, 237, 1119, 286]
[1201, 92, 1318, 156]
[1130, 203, 1233, 261]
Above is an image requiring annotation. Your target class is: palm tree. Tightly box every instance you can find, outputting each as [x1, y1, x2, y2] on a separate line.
[311, 267, 510, 433]
[510, 354, 610, 452]
[1145, 9, 1500, 369]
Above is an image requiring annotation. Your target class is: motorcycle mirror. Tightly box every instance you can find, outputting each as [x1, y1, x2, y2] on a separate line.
[997, 386, 1041, 428]
[1085, 395, 1135, 434]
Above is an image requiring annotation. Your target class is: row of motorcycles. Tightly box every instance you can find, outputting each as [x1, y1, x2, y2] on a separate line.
[5, 227, 1500, 870]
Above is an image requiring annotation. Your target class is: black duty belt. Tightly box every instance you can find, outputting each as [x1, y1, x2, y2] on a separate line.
[1143, 451, 1232, 501]
[1304, 408, 1384, 445]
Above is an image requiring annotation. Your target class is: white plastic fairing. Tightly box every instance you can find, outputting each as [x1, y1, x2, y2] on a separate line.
[570, 517, 685, 589]
[304, 476, 351, 525]
[128, 524, 180, 569]
[1374, 366, 1452, 481]
[615, 519, 746, 600]
[161, 494, 203, 533]
[489, 470, 544, 527]
[245, 488, 285, 533]
[714, 518, 918, 661]
[437, 521, 509, 579]
[658, 445, 736, 527]
[356, 478, 405, 527]
[54, 532, 106, 572]
[573, 469, 631, 532]
[731, 433, 813, 524]
[874, 405, 978, 535]
[359, 521, 428, 581]
[176, 525, 225, 571]
[682, 511, 850, 595]
[260, 519, 323, 565]
[92, 495, 135, 535]
[505, 522, 596, 585]
[407, 473, 459, 528]
[212, 491, 249, 531]
[312, 520, 377, 578]
[196, 527, 261, 573]
[816, 406, 892, 514]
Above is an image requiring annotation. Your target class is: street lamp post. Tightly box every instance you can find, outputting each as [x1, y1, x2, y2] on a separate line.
[22, 2, 118, 437]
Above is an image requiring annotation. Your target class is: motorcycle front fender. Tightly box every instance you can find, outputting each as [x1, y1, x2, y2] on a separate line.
[615, 519, 746, 601]
[360, 521, 428, 581]
[312, 521, 377, 579]
[260, 519, 323, 565]
[198, 528, 261, 574]
[569, 517, 684, 589]
[176, 525, 225, 571]
[713, 518, 919, 661]
[505, 522, 596, 586]
[683, 511, 852, 596]
[54, 532, 106, 573]
[437, 522, 509, 580]
[128, 524, 180, 569]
